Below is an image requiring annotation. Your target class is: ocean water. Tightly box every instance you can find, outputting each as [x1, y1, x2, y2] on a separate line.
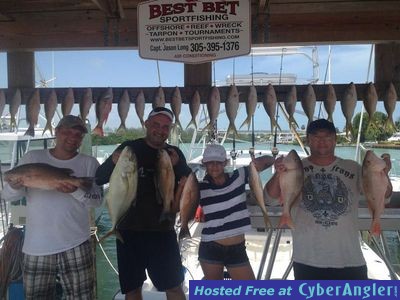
[94, 142, 400, 299]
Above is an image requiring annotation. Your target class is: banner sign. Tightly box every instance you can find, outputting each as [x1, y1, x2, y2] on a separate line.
[189, 280, 399, 300]
[137, 0, 251, 63]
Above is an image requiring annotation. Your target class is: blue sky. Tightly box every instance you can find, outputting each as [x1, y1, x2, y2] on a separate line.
[1, 44, 398, 132]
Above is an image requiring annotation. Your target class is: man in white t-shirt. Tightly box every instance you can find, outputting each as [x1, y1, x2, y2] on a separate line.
[3, 115, 102, 299]
[264, 119, 392, 279]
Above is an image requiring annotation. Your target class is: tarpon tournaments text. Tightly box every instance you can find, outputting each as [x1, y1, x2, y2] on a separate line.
[190, 282, 398, 299]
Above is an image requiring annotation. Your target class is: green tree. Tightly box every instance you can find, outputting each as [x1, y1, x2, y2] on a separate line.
[352, 111, 394, 142]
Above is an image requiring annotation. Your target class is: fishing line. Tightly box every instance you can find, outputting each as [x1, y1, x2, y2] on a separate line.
[273, 48, 285, 150]
[94, 231, 119, 275]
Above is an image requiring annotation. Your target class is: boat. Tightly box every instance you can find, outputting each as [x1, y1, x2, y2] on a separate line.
[388, 132, 400, 143]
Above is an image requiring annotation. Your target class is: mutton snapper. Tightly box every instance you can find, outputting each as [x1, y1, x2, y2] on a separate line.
[4, 163, 93, 191]
[101, 146, 138, 242]
[178, 172, 199, 240]
[362, 150, 391, 236]
[156, 149, 176, 222]
[278, 150, 304, 229]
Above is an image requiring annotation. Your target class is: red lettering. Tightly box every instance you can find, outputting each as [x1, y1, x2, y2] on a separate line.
[202, 1, 240, 14]
[202, 2, 214, 13]
[149, 5, 161, 19]
[227, 1, 240, 15]
[149, 2, 199, 18]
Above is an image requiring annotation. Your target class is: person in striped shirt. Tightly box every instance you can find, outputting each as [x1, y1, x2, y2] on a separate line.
[198, 144, 274, 280]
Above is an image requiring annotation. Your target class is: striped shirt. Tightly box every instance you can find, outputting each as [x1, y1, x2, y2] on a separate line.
[199, 167, 251, 242]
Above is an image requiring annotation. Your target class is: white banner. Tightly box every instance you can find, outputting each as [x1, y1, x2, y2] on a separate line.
[138, 0, 251, 64]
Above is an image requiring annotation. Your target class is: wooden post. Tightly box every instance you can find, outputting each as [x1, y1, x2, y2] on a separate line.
[184, 63, 212, 87]
[7, 51, 35, 89]
[375, 43, 400, 85]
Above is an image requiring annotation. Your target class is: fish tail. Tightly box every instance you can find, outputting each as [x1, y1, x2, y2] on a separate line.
[227, 123, 238, 137]
[327, 114, 333, 122]
[24, 125, 35, 137]
[79, 177, 93, 191]
[239, 116, 251, 130]
[289, 116, 299, 128]
[10, 115, 16, 130]
[159, 212, 175, 223]
[263, 213, 272, 228]
[116, 123, 127, 135]
[384, 118, 396, 131]
[175, 119, 182, 130]
[98, 230, 115, 243]
[92, 126, 104, 136]
[346, 122, 353, 138]
[278, 212, 295, 229]
[186, 118, 197, 130]
[370, 219, 382, 237]
[42, 121, 53, 136]
[178, 226, 191, 240]
[115, 230, 124, 243]
[270, 118, 281, 133]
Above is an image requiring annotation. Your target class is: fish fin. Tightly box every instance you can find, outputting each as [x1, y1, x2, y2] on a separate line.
[370, 219, 382, 237]
[42, 122, 53, 136]
[345, 122, 353, 138]
[24, 125, 35, 137]
[92, 126, 104, 136]
[278, 212, 295, 229]
[178, 226, 191, 240]
[115, 230, 124, 243]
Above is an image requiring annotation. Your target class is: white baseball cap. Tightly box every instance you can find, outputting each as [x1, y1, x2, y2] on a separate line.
[202, 144, 227, 163]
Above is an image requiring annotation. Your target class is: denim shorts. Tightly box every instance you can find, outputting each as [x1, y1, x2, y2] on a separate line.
[198, 240, 250, 267]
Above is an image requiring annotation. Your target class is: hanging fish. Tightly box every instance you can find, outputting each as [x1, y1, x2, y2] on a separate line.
[225, 84, 240, 136]
[324, 84, 337, 122]
[364, 82, 378, 126]
[186, 90, 201, 130]
[43, 89, 58, 135]
[62, 88, 75, 117]
[204, 86, 220, 132]
[116, 89, 131, 135]
[9, 89, 21, 130]
[153, 86, 165, 109]
[383, 82, 398, 131]
[171, 86, 182, 129]
[92, 87, 113, 136]
[341, 82, 357, 138]
[284, 85, 299, 128]
[135, 90, 146, 130]
[25, 89, 41, 137]
[301, 84, 316, 127]
[263, 84, 281, 133]
[79, 88, 93, 122]
[240, 85, 257, 130]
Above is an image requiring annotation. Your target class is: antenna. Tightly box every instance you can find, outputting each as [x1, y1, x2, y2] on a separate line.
[35, 52, 56, 87]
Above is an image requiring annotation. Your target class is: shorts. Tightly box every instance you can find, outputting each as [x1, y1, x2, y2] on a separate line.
[198, 240, 250, 268]
[293, 262, 369, 280]
[23, 240, 94, 300]
[117, 230, 184, 294]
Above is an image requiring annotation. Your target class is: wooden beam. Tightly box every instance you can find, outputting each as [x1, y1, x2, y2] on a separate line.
[7, 51, 35, 89]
